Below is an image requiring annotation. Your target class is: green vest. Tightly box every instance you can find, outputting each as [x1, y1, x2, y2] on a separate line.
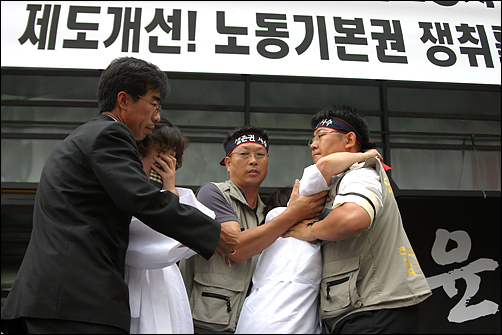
[320, 157, 432, 332]
[179, 179, 265, 334]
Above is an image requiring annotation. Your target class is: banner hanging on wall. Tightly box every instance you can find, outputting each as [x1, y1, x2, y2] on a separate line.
[398, 196, 501, 334]
[1, 1, 500, 85]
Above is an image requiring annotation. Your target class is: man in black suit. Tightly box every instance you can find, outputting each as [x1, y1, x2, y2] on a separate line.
[1, 57, 240, 334]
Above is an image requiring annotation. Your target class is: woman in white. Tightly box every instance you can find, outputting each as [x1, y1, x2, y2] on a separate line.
[235, 149, 382, 334]
[124, 118, 215, 334]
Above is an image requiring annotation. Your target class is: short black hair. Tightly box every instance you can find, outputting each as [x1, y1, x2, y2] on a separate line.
[97, 57, 170, 113]
[263, 187, 293, 219]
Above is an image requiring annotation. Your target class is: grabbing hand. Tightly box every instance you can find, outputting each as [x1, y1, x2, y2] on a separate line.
[282, 218, 317, 241]
[286, 179, 327, 223]
[363, 149, 382, 161]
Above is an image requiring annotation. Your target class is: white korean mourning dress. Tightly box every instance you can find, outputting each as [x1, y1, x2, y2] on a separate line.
[125, 187, 216, 334]
[235, 207, 322, 334]
[235, 164, 333, 334]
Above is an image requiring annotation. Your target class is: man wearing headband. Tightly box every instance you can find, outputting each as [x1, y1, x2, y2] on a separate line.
[284, 105, 431, 334]
[179, 125, 328, 334]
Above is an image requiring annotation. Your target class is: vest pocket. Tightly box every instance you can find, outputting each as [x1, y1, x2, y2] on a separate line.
[320, 255, 361, 319]
[191, 273, 246, 332]
[201, 292, 232, 312]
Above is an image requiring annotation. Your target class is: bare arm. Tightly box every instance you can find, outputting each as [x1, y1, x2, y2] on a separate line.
[282, 202, 371, 242]
[229, 179, 327, 264]
[316, 149, 382, 186]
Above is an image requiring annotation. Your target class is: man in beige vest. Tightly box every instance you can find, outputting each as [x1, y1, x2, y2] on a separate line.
[179, 125, 327, 333]
[284, 105, 432, 334]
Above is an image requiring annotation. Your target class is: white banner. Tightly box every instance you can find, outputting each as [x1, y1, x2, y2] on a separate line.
[1, 1, 500, 85]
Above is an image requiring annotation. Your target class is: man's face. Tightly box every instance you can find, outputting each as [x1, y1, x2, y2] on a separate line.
[123, 88, 162, 141]
[225, 143, 268, 190]
[309, 128, 347, 164]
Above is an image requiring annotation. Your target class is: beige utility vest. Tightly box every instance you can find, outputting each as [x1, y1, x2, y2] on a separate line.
[320, 157, 432, 332]
[179, 179, 264, 334]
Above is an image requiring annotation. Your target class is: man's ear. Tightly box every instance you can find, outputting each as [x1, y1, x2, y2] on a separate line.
[345, 132, 358, 150]
[225, 156, 231, 173]
[117, 91, 129, 110]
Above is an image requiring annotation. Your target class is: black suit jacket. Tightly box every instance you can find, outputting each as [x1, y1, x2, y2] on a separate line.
[1, 115, 220, 332]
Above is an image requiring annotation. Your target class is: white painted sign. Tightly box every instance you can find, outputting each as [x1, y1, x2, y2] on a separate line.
[1, 1, 500, 85]
[427, 228, 499, 323]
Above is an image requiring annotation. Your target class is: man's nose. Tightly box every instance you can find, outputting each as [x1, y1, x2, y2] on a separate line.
[249, 154, 258, 164]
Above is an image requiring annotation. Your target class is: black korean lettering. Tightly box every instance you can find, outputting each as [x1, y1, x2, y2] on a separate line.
[62, 6, 100, 49]
[122, 8, 141, 52]
[434, 22, 454, 44]
[457, 23, 479, 44]
[255, 13, 289, 59]
[19, 4, 43, 46]
[102, 7, 142, 52]
[457, 23, 494, 68]
[433, 1, 495, 8]
[334, 17, 368, 62]
[419, 22, 456, 67]
[144, 9, 181, 54]
[103, 7, 122, 48]
[371, 19, 408, 64]
[293, 15, 313, 55]
[187, 11, 197, 52]
[257, 39, 288, 59]
[46, 6, 61, 50]
[419, 22, 437, 43]
[293, 15, 329, 60]
[420, 22, 454, 44]
[215, 11, 249, 54]
[317, 16, 329, 60]
[256, 13, 288, 37]
[427, 46, 457, 66]
[492, 25, 501, 62]
[19, 4, 61, 50]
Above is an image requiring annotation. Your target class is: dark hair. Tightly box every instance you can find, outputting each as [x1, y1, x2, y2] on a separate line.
[310, 105, 370, 152]
[137, 117, 189, 168]
[263, 186, 293, 219]
[223, 125, 269, 149]
[97, 57, 170, 113]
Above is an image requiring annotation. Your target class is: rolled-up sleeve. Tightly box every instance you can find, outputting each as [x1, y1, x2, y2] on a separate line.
[332, 168, 383, 225]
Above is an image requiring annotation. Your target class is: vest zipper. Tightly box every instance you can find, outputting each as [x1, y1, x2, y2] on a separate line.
[202, 292, 232, 312]
[326, 277, 349, 300]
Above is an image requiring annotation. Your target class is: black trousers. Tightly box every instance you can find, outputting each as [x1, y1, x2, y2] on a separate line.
[332, 305, 419, 334]
[5, 318, 129, 334]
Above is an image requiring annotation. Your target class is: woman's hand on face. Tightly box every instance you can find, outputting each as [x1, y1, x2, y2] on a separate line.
[152, 153, 177, 195]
